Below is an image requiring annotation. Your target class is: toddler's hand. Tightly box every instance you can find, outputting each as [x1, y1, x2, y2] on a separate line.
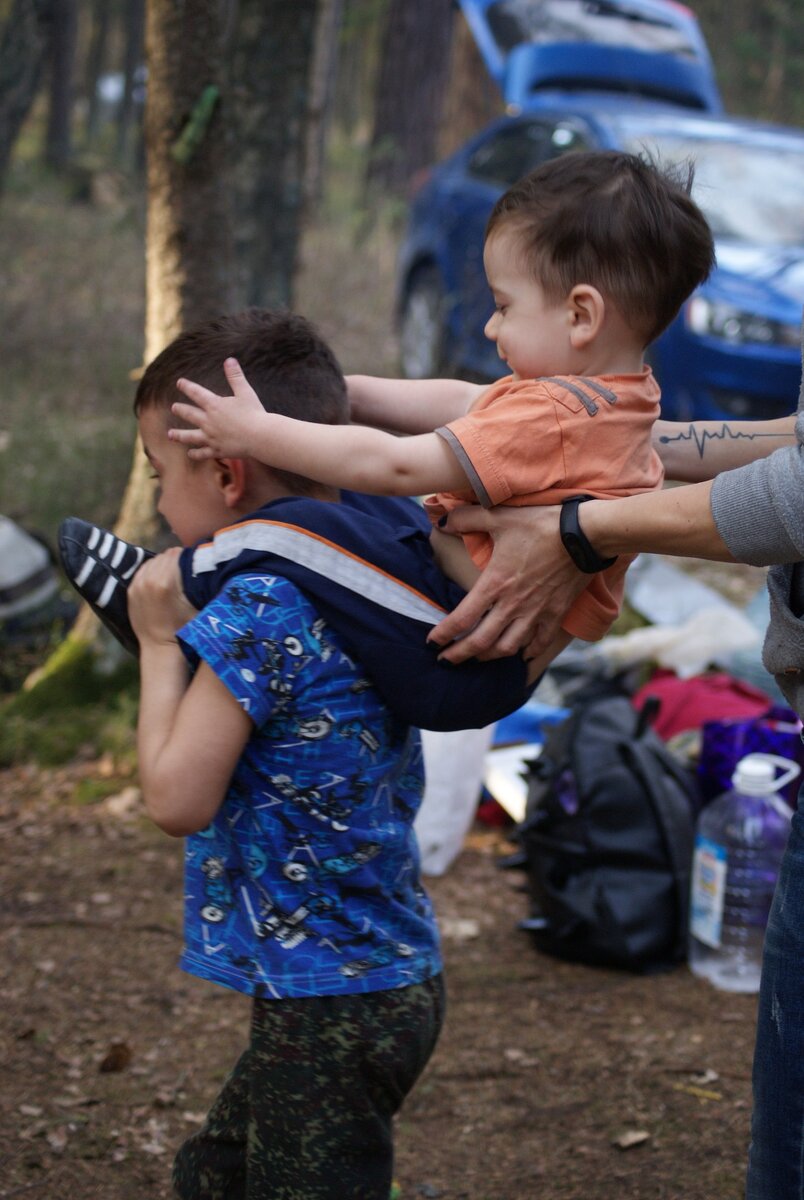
[129, 549, 197, 646]
[170, 358, 264, 460]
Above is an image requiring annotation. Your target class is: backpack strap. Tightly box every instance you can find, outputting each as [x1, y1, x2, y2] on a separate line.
[621, 737, 695, 961]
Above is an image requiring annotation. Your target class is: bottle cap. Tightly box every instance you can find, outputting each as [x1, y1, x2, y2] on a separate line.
[732, 753, 799, 796]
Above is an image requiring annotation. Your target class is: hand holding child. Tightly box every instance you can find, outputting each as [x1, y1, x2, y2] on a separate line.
[170, 358, 264, 460]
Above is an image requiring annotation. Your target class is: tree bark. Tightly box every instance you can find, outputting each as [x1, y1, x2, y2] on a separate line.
[0, 0, 54, 190]
[229, 0, 318, 308]
[116, 0, 144, 164]
[438, 12, 503, 160]
[304, 0, 344, 213]
[116, 0, 235, 549]
[366, 0, 454, 195]
[83, 0, 111, 147]
[44, 0, 78, 170]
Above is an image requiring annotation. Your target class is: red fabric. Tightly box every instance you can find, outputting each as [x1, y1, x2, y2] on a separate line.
[632, 670, 772, 740]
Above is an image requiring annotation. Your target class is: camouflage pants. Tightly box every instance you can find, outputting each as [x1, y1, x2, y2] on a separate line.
[172, 974, 445, 1200]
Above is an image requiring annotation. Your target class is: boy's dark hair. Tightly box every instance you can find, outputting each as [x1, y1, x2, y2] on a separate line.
[486, 150, 715, 345]
[134, 308, 348, 496]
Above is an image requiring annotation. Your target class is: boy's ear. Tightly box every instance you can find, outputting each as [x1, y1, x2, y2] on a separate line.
[213, 457, 248, 509]
[567, 284, 605, 348]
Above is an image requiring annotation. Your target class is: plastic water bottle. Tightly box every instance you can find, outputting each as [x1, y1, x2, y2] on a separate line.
[688, 753, 798, 993]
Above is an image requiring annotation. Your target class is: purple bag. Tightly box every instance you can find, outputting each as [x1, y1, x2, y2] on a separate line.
[699, 705, 804, 808]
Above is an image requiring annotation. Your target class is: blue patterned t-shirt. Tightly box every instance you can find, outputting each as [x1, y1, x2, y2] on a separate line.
[176, 573, 442, 999]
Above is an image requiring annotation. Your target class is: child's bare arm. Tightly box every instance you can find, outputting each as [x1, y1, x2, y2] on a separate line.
[129, 551, 252, 838]
[347, 374, 486, 434]
[171, 359, 471, 497]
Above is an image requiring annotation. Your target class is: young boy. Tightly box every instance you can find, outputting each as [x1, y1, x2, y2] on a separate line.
[171, 151, 716, 673]
[125, 310, 446, 1199]
[58, 311, 535, 731]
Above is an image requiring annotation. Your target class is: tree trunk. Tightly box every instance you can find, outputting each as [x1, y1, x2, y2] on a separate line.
[229, 0, 319, 308]
[304, 0, 344, 213]
[83, 0, 111, 147]
[0, 0, 54, 190]
[438, 12, 503, 160]
[366, 0, 454, 195]
[44, 0, 78, 170]
[116, 0, 144, 164]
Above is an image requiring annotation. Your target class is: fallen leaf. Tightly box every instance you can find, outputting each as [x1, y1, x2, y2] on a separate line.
[613, 1130, 651, 1150]
[673, 1083, 723, 1102]
[99, 1041, 133, 1073]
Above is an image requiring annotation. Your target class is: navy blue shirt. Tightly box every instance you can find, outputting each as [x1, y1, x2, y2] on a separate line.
[177, 573, 442, 1000]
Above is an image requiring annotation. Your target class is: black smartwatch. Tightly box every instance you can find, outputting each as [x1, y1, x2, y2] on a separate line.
[559, 495, 618, 574]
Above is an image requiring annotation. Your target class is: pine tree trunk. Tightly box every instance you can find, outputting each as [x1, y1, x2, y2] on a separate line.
[83, 0, 111, 147]
[304, 0, 344, 213]
[116, 0, 144, 164]
[229, 0, 319, 308]
[366, 0, 453, 195]
[0, 0, 54, 190]
[44, 0, 78, 170]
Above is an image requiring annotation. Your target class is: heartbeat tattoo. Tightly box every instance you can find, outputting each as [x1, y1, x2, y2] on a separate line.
[659, 424, 794, 460]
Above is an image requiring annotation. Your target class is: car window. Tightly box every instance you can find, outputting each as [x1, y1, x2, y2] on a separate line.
[486, 0, 699, 61]
[467, 120, 591, 186]
[623, 132, 804, 246]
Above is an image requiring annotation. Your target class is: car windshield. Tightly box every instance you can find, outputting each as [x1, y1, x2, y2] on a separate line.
[622, 132, 804, 246]
[487, 0, 698, 59]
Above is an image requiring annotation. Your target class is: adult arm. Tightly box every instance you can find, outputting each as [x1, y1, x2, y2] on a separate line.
[654, 414, 797, 482]
[427, 482, 730, 662]
[130, 550, 252, 837]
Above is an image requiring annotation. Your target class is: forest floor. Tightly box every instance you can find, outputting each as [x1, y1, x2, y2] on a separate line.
[0, 170, 767, 1199]
[1, 757, 756, 1200]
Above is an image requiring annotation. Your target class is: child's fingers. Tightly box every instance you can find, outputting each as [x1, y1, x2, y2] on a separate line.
[175, 378, 217, 407]
[168, 427, 208, 447]
[223, 358, 260, 403]
[172, 400, 209, 427]
[186, 447, 216, 461]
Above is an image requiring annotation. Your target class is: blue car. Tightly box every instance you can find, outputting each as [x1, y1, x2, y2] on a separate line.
[397, 3, 804, 421]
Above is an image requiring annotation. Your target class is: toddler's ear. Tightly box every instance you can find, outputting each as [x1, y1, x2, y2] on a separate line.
[568, 284, 605, 347]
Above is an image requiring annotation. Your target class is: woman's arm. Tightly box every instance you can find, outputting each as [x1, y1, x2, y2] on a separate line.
[130, 551, 252, 838]
[428, 482, 732, 663]
[654, 414, 797, 482]
[347, 374, 485, 434]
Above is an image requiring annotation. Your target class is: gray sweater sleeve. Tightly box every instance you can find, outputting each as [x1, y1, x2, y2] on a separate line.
[711, 336, 804, 565]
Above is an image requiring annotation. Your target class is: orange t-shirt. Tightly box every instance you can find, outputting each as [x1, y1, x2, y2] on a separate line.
[429, 371, 664, 642]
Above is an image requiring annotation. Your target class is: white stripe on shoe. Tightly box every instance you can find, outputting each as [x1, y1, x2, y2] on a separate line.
[74, 557, 96, 588]
[121, 546, 146, 580]
[96, 575, 118, 609]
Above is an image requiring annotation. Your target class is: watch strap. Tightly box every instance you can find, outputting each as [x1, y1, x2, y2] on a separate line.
[559, 495, 618, 574]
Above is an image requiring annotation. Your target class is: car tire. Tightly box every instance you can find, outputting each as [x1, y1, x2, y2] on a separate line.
[399, 268, 448, 378]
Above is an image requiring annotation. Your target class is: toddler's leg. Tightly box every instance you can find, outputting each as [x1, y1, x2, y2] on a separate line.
[429, 526, 480, 593]
[173, 1048, 250, 1200]
[245, 975, 445, 1200]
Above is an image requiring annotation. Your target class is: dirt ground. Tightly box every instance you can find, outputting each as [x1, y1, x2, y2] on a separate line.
[1, 754, 756, 1200]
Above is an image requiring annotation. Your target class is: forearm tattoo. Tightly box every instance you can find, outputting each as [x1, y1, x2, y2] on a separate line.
[659, 423, 795, 460]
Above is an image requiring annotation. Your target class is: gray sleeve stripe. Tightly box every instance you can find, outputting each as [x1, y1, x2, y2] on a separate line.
[435, 426, 494, 508]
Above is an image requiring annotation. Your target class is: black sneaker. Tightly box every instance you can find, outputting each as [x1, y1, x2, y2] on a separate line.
[57, 518, 154, 656]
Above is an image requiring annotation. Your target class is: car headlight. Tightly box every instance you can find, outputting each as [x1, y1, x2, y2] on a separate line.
[686, 297, 800, 348]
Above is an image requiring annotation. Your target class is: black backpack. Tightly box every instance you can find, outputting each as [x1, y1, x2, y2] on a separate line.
[516, 694, 698, 972]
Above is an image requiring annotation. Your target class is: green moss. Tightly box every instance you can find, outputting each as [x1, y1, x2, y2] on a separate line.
[0, 636, 139, 766]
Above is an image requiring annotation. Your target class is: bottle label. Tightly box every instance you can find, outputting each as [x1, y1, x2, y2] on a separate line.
[690, 835, 727, 949]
